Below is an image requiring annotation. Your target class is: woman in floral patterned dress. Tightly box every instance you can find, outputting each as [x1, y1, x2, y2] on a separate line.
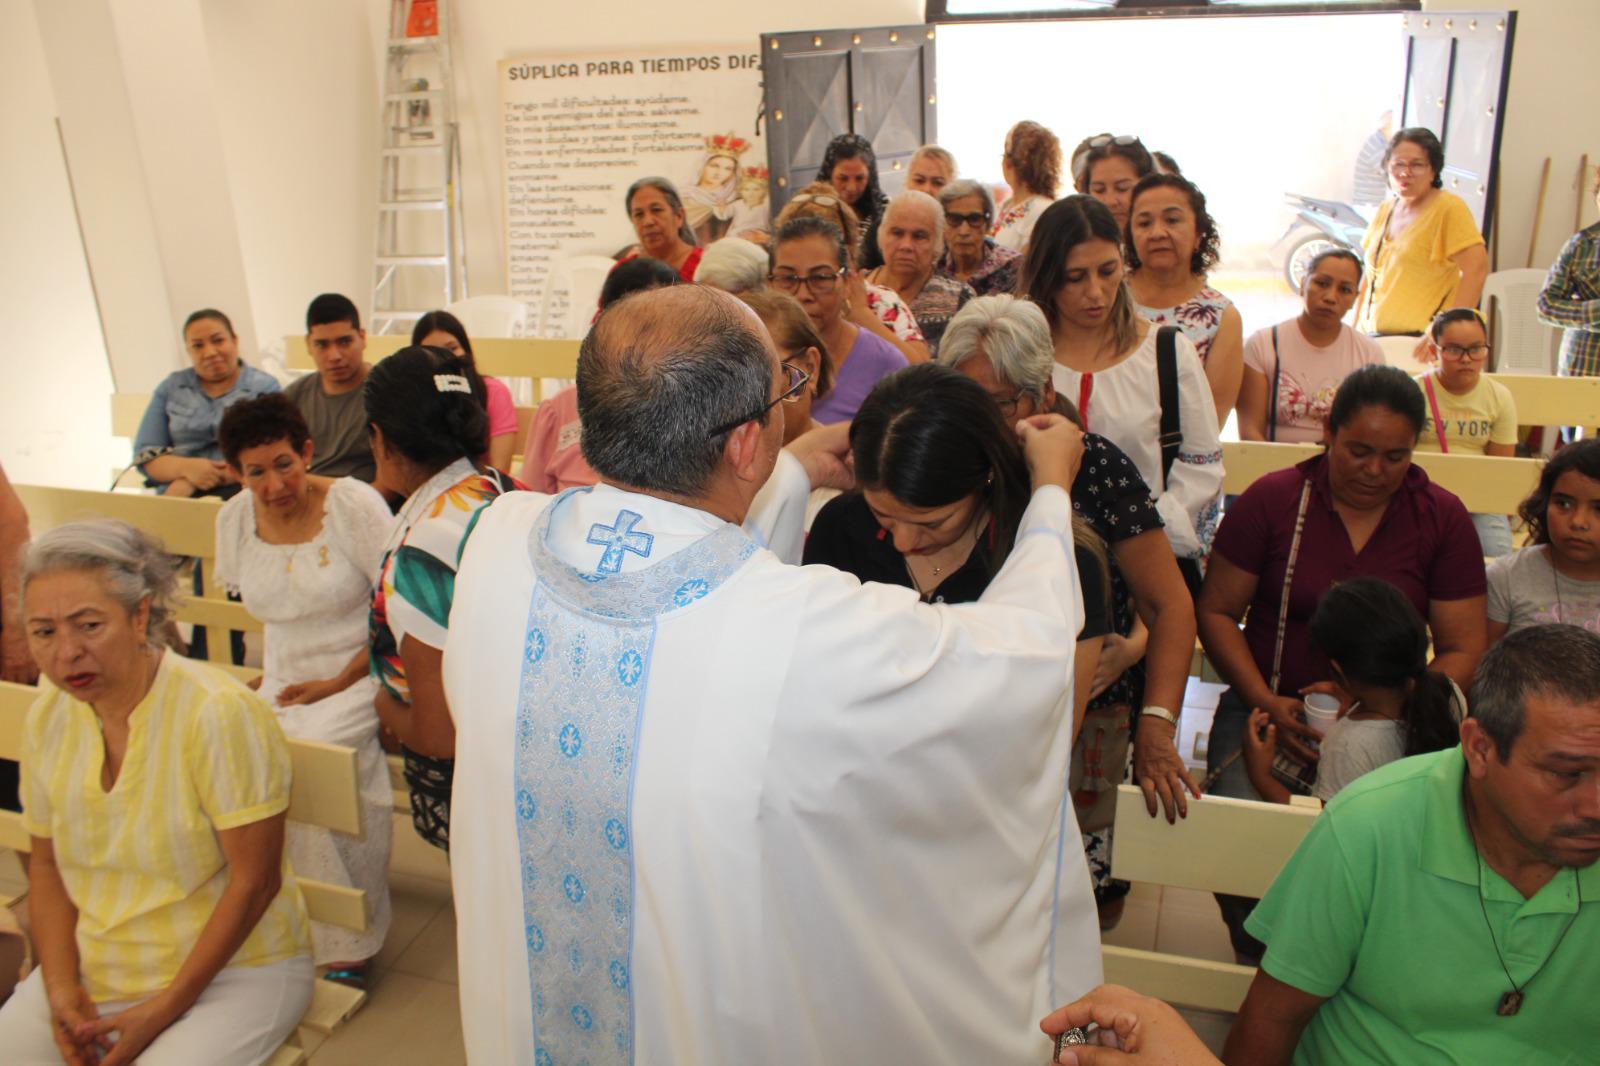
[1125, 174, 1244, 425]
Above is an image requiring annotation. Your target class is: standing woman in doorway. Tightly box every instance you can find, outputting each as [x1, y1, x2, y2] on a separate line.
[622, 177, 702, 281]
[994, 121, 1061, 254]
[1354, 127, 1488, 338]
[1125, 174, 1245, 424]
[819, 134, 890, 270]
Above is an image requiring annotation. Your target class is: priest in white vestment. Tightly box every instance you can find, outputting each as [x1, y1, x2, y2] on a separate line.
[443, 285, 1102, 1066]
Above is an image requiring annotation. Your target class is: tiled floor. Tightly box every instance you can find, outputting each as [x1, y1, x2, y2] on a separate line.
[4, 684, 1243, 1065]
[296, 872, 467, 1065]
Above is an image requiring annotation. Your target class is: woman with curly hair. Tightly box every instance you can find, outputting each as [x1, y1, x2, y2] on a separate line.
[819, 134, 889, 269]
[995, 121, 1060, 254]
[1126, 173, 1244, 423]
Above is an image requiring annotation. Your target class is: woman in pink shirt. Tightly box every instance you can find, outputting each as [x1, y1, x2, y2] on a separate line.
[412, 311, 518, 471]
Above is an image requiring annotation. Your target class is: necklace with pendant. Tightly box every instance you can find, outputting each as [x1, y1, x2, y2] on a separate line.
[1462, 783, 1582, 1016]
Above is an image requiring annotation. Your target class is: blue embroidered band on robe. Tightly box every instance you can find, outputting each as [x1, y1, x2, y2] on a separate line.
[514, 489, 757, 1064]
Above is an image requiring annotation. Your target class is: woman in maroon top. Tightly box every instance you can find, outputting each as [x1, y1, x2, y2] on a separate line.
[1201, 364, 1485, 774]
[1196, 363, 1486, 957]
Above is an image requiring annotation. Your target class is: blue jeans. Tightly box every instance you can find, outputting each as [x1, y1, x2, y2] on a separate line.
[1471, 512, 1513, 558]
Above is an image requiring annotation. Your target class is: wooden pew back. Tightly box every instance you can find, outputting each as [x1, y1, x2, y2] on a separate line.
[13, 485, 260, 673]
[285, 335, 580, 403]
[1102, 784, 1321, 1013]
[1221, 441, 1541, 514]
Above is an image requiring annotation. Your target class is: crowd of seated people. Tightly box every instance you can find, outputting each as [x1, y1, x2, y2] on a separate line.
[3, 120, 1598, 1066]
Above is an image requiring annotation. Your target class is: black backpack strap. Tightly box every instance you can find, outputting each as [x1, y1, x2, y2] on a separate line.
[1268, 325, 1281, 442]
[1156, 325, 1182, 490]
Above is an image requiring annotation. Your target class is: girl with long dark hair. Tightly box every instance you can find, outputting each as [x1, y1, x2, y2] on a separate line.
[804, 364, 1111, 730]
[1488, 438, 1600, 639]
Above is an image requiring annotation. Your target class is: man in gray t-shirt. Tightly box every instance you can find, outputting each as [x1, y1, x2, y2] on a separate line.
[288, 292, 375, 482]
[1488, 545, 1600, 635]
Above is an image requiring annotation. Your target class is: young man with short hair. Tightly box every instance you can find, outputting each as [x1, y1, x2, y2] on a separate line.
[286, 293, 374, 481]
[1227, 623, 1600, 1065]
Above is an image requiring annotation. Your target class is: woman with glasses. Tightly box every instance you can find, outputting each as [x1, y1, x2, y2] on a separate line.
[769, 215, 909, 424]
[1125, 173, 1245, 424]
[1354, 128, 1488, 337]
[936, 179, 1022, 297]
[776, 182, 931, 365]
[1070, 133, 1155, 232]
[737, 289, 834, 446]
[995, 121, 1061, 253]
[1414, 308, 1519, 556]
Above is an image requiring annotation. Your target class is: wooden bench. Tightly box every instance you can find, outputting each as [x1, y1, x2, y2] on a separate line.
[1220, 441, 1541, 515]
[13, 485, 262, 681]
[0, 681, 370, 1060]
[1102, 783, 1320, 1013]
[284, 335, 580, 404]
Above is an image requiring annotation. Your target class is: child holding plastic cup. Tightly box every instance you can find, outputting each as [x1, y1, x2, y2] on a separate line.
[1244, 578, 1463, 803]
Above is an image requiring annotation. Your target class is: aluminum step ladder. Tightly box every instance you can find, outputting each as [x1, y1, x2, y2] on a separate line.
[371, 0, 467, 335]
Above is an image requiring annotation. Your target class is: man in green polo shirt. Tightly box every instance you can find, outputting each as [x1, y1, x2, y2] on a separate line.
[1225, 623, 1600, 1065]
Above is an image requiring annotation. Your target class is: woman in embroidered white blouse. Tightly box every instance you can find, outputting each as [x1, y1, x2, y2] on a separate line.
[215, 394, 394, 987]
[1020, 195, 1224, 562]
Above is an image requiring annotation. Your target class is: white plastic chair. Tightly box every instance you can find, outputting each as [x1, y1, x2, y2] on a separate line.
[443, 294, 528, 339]
[538, 255, 616, 340]
[1482, 268, 1562, 376]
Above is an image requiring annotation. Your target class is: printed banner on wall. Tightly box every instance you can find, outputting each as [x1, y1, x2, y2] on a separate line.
[500, 46, 766, 337]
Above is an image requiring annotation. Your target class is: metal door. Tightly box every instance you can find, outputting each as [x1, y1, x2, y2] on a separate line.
[759, 26, 937, 213]
[1399, 11, 1516, 233]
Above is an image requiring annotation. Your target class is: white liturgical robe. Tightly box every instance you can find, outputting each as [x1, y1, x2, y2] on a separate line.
[443, 454, 1099, 1066]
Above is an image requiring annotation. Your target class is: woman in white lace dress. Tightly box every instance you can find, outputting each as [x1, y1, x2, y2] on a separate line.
[215, 394, 393, 985]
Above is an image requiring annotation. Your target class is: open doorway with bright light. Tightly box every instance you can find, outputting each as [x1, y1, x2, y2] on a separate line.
[933, 13, 1406, 338]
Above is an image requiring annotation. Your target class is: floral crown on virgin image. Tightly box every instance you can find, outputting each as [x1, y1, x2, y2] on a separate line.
[705, 132, 753, 159]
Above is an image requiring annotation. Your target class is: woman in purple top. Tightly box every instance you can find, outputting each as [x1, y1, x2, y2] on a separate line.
[1196, 365, 1487, 957]
[769, 215, 909, 425]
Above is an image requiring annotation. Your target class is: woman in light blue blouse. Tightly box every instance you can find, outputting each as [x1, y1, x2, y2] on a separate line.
[134, 309, 279, 498]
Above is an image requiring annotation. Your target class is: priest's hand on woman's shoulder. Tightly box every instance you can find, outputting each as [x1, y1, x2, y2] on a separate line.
[1039, 984, 1221, 1066]
[786, 420, 855, 492]
[1016, 414, 1085, 494]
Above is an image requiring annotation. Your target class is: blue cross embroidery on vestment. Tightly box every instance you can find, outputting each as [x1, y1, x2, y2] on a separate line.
[586, 510, 654, 574]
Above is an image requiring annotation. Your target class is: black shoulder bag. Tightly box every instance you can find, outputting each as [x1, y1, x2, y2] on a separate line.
[1155, 325, 1205, 601]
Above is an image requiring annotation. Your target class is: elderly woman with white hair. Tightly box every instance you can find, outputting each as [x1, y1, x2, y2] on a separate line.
[938, 295, 1202, 925]
[695, 237, 769, 294]
[0, 519, 313, 1065]
[936, 179, 1022, 297]
[864, 190, 976, 356]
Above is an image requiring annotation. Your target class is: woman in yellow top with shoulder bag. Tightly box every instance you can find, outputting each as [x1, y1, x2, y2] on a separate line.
[1355, 128, 1489, 343]
[0, 520, 312, 1066]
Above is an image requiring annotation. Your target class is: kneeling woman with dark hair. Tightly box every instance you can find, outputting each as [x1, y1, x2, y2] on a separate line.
[365, 346, 522, 852]
[804, 364, 1112, 731]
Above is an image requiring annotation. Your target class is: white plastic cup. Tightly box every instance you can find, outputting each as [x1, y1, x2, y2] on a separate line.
[1302, 693, 1341, 735]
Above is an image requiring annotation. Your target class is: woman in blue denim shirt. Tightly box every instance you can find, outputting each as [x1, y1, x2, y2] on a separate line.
[134, 309, 280, 497]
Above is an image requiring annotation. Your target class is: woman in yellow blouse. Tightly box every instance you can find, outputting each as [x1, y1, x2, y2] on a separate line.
[1355, 128, 1488, 339]
[0, 520, 312, 1065]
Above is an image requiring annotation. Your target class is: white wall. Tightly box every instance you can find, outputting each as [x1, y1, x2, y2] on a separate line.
[1433, 0, 1600, 267]
[1, 0, 117, 487]
[3, 0, 1595, 482]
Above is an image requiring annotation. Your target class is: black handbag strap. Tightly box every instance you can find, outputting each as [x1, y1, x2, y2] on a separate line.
[1268, 325, 1281, 442]
[1156, 325, 1182, 490]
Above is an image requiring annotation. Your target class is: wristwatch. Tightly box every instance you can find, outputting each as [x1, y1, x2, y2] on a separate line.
[1139, 705, 1180, 729]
